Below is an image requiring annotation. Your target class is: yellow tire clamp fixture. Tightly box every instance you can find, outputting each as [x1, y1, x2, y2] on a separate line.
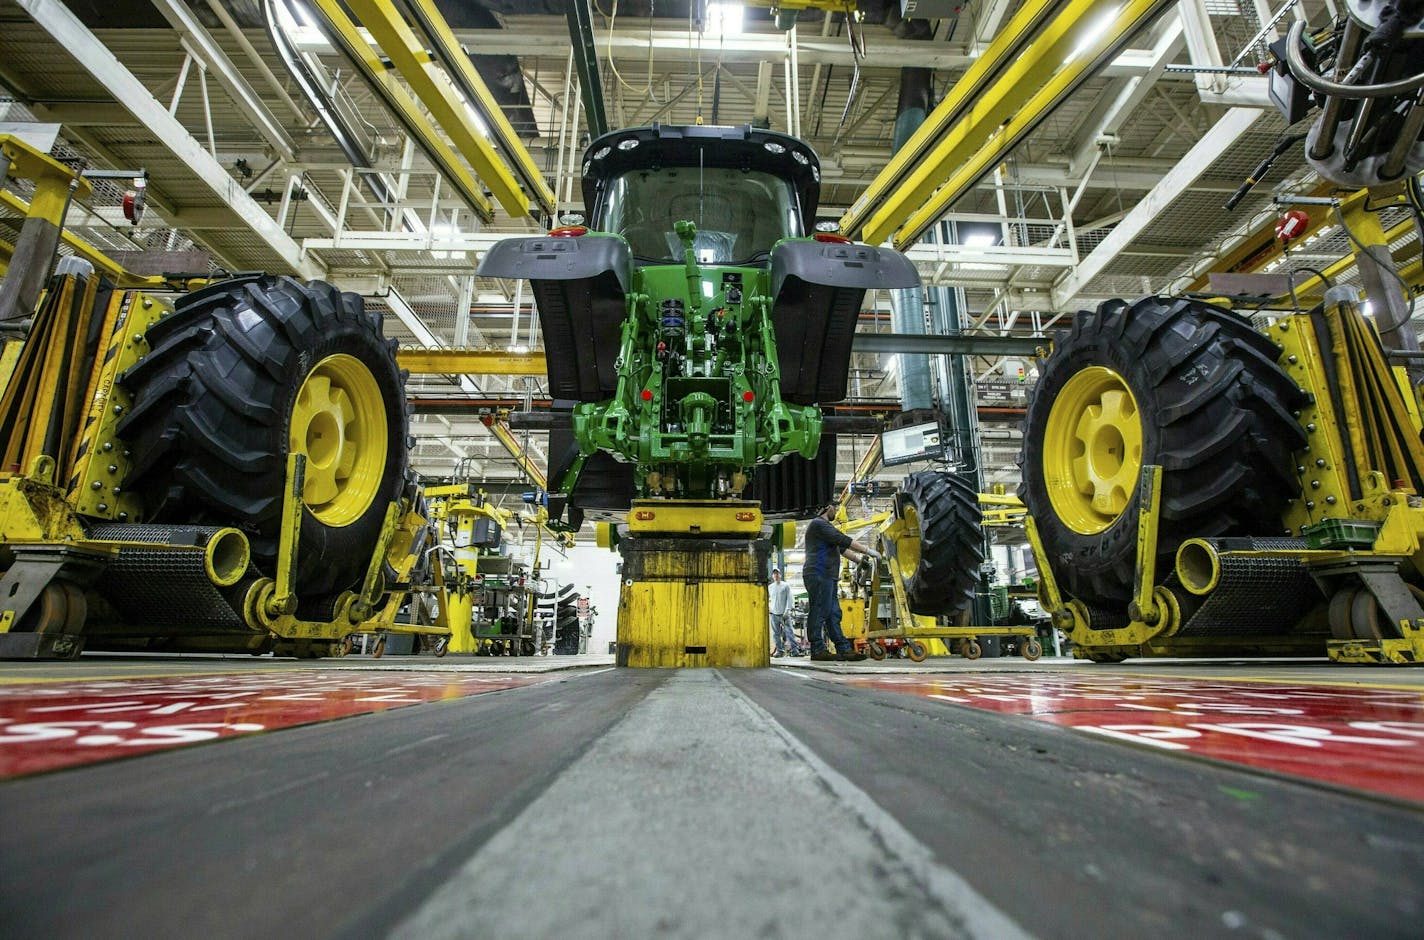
[1025, 287, 1424, 665]
[0, 135, 412, 658]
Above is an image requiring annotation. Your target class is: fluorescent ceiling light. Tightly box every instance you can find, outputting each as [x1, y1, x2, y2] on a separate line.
[962, 233, 997, 248]
[706, 3, 744, 37]
[1066, 7, 1122, 63]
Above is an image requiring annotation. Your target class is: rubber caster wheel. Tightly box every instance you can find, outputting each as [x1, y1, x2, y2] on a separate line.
[1022, 638, 1043, 661]
[341, 636, 355, 656]
[435, 636, 450, 658]
[867, 640, 887, 661]
[372, 635, 387, 658]
[963, 639, 983, 660]
[907, 640, 928, 663]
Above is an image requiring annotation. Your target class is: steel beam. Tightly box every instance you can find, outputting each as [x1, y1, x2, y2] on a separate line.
[430, 20, 1178, 77]
[565, 0, 609, 140]
[379, 286, 484, 400]
[339, 0, 533, 219]
[401, 0, 557, 215]
[394, 332, 1048, 382]
[307, 0, 495, 223]
[885, 0, 1177, 250]
[14, 0, 322, 279]
[149, 0, 295, 161]
[483, 414, 548, 490]
[1051, 107, 1263, 308]
[1068, 15, 1185, 176]
[840, 0, 1063, 237]
[398, 348, 547, 376]
[852, 332, 1046, 357]
[904, 243, 1076, 269]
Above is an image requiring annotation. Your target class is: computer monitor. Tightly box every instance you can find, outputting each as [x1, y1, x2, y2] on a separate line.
[880, 421, 947, 467]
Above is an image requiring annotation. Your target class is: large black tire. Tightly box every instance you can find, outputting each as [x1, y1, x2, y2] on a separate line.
[1020, 296, 1305, 605]
[118, 275, 409, 598]
[554, 612, 581, 654]
[900, 470, 983, 617]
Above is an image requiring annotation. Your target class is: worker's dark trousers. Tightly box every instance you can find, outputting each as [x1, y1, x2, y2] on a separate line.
[803, 573, 849, 654]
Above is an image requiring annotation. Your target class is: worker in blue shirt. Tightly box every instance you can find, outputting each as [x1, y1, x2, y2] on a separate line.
[802, 502, 879, 662]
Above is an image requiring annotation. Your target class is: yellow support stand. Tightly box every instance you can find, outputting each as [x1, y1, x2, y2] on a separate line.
[615, 500, 771, 668]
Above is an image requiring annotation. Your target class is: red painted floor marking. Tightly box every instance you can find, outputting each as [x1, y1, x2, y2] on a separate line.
[835, 674, 1424, 803]
[0, 671, 552, 778]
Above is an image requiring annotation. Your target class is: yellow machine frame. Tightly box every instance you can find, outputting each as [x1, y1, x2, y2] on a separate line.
[1026, 284, 1424, 664]
[839, 493, 1042, 661]
[0, 133, 416, 658]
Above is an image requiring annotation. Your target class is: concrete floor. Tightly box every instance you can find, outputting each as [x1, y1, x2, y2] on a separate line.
[2, 654, 1422, 938]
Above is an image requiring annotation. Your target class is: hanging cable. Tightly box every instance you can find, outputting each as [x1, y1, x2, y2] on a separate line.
[1224, 132, 1309, 210]
[596, 0, 659, 102]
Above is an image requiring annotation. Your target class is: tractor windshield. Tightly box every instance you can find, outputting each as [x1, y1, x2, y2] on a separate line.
[599, 166, 802, 264]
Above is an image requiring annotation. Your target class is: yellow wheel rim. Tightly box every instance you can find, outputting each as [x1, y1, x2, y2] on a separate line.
[289, 353, 387, 527]
[1043, 366, 1142, 535]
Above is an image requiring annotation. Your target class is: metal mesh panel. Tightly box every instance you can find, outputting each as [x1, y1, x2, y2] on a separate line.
[1178, 539, 1324, 636]
[96, 548, 249, 630]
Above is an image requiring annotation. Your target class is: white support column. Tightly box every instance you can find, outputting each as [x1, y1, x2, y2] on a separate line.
[1178, 0, 1227, 94]
[785, 24, 801, 138]
[753, 61, 773, 128]
[383, 286, 482, 395]
[1051, 107, 1263, 309]
[509, 279, 523, 348]
[16, 0, 322, 279]
[169, 53, 193, 116]
[454, 275, 475, 347]
[197, 58, 217, 157]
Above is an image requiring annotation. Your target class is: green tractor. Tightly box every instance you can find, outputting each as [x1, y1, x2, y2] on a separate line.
[478, 124, 920, 527]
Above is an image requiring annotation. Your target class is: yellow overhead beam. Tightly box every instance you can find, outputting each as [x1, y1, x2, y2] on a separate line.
[483, 413, 548, 491]
[340, 0, 533, 219]
[307, 0, 495, 222]
[400, 0, 555, 216]
[396, 347, 547, 376]
[837, 434, 883, 511]
[839, 0, 1064, 238]
[889, 0, 1173, 251]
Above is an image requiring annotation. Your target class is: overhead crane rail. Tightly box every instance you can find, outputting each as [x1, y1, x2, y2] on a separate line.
[841, 0, 1175, 250]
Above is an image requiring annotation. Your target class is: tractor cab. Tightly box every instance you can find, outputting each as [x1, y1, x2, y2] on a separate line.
[579, 123, 820, 265]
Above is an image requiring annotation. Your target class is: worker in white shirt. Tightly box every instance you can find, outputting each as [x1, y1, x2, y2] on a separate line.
[768, 568, 797, 657]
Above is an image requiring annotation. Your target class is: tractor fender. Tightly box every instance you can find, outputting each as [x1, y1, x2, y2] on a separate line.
[769, 239, 919, 295]
[476, 233, 630, 292]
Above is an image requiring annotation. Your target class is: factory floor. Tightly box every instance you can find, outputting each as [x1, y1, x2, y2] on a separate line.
[3, 654, 1423, 939]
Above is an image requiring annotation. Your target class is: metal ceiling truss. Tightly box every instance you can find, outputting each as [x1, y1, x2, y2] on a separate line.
[14, 0, 324, 279]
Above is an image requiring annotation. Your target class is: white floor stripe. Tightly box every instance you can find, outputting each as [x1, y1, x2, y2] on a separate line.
[726, 673, 1032, 940]
[390, 669, 1032, 940]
